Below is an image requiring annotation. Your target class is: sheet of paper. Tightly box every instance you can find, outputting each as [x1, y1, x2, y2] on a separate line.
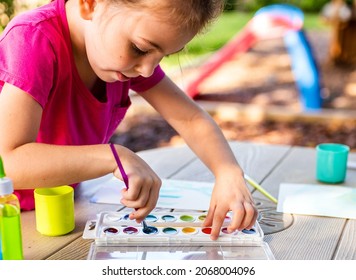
[277, 183, 356, 219]
[89, 176, 214, 211]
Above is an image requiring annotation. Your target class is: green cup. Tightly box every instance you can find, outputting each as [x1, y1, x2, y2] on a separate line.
[316, 143, 350, 184]
[34, 186, 75, 236]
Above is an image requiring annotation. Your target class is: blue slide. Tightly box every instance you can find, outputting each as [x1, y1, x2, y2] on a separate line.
[284, 30, 322, 110]
[256, 4, 322, 110]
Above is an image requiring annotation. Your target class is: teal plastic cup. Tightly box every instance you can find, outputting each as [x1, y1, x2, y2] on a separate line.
[316, 143, 350, 184]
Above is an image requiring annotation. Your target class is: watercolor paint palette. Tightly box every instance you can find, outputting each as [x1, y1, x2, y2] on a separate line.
[84, 211, 264, 245]
[83, 211, 274, 260]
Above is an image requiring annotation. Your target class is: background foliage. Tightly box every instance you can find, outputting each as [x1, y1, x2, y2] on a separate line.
[224, 0, 353, 12]
[0, 0, 48, 31]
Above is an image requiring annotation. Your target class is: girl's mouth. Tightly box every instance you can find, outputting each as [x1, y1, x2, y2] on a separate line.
[117, 72, 130, 82]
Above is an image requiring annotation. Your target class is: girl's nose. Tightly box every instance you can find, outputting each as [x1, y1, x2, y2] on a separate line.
[136, 64, 155, 78]
[135, 57, 161, 78]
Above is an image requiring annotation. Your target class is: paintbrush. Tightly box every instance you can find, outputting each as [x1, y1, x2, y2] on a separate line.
[244, 174, 278, 204]
[110, 143, 149, 230]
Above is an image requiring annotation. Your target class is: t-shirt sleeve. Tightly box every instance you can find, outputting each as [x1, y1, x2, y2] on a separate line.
[0, 24, 56, 108]
[129, 65, 165, 93]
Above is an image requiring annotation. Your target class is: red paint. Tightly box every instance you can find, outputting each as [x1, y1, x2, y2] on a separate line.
[202, 227, 212, 234]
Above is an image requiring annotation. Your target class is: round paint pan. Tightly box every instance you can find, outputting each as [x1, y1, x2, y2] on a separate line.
[202, 227, 212, 235]
[221, 227, 234, 234]
[162, 227, 178, 235]
[161, 214, 176, 222]
[144, 214, 158, 223]
[122, 226, 139, 235]
[103, 227, 120, 236]
[122, 214, 130, 220]
[198, 214, 207, 221]
[242, 228, 256, 235]
[142, 226, 159, 235]
[181, 227, 198, 235]
[179, 215, 195, 222]
[105, 213, 122, 222]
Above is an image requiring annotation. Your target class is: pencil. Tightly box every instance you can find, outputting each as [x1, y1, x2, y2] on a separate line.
[244, 174, 278, 204]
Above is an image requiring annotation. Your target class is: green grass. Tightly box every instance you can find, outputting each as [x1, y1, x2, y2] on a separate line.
[161, 11, 327, 71]
[303, 12, 329, 30]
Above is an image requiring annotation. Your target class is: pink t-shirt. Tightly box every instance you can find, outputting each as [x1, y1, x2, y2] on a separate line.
[0, 0, 165, 210]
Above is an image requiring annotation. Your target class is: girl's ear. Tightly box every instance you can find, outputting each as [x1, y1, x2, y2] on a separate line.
[79, 0, 97, 20]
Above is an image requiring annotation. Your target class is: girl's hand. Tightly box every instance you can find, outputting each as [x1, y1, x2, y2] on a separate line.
[112, 145, 161, 223]
[202, 169, 258, 240]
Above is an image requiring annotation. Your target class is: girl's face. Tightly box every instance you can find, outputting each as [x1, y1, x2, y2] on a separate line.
[83, 2, 195, 83]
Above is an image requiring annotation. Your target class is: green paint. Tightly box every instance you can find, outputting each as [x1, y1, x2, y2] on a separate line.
[179, 215, 194, 222]
[1, 204, 23, 260]
[198, 214, 207, 221]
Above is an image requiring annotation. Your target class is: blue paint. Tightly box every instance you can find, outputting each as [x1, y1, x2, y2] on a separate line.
[142, 226, 158, 235]
[242, 228, 256, 235]
[159, 194, 181, 199]
[162, 227, 178, 235]
[161, 215, 176, 222]
[145, 214, 158, 222]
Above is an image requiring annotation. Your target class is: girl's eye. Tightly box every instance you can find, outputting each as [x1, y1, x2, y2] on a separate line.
[132, 44, 148, 56]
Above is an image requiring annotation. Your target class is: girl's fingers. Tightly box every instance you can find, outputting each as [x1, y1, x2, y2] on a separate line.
[122, 176, 161, 222]
[227, 201, 257, 232]
[203, 200, 258, 240]
[202, 205, 215, 227]
[210, 207, 227, 240]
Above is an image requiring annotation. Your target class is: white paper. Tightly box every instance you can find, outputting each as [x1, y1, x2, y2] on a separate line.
[89, 176, 214, 211]
[277, 183, 356, 219]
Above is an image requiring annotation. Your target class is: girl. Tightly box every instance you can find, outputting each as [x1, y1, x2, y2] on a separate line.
[0, 0, 257, 240]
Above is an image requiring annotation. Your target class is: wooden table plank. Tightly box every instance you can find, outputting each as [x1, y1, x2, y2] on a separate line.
[334, 220, 356, 260]
[21, 210, 83, 260]
[252, 146, 317, 202]
[137, 145, 196, 178]
[46, 238, 93, 260]
[264, 215, 345, 260]
[169, 141, 291, 190]
[333, 151, 356, 260]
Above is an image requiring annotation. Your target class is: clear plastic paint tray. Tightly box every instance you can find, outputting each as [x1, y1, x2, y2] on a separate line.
[83, 211, 275, 260]
[87, 243, 275, 260]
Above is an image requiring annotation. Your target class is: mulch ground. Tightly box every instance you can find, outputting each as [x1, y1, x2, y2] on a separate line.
[111, 30, 356, 152]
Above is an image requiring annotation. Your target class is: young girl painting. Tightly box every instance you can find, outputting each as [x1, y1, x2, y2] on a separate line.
[0, 0, 257, 240]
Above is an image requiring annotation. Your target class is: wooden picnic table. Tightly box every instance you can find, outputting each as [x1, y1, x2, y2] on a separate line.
[20, 141, 356, 260]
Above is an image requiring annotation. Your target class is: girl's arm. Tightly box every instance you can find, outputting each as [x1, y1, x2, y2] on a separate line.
[0, 83, 160, 221]
[140, 76, 258, 240]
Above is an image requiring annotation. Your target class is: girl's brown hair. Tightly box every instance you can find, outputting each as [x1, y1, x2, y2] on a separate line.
[116, 0, 225, 34]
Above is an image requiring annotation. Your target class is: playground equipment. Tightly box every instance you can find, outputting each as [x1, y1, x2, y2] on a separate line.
[186, 4, 322, 110]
